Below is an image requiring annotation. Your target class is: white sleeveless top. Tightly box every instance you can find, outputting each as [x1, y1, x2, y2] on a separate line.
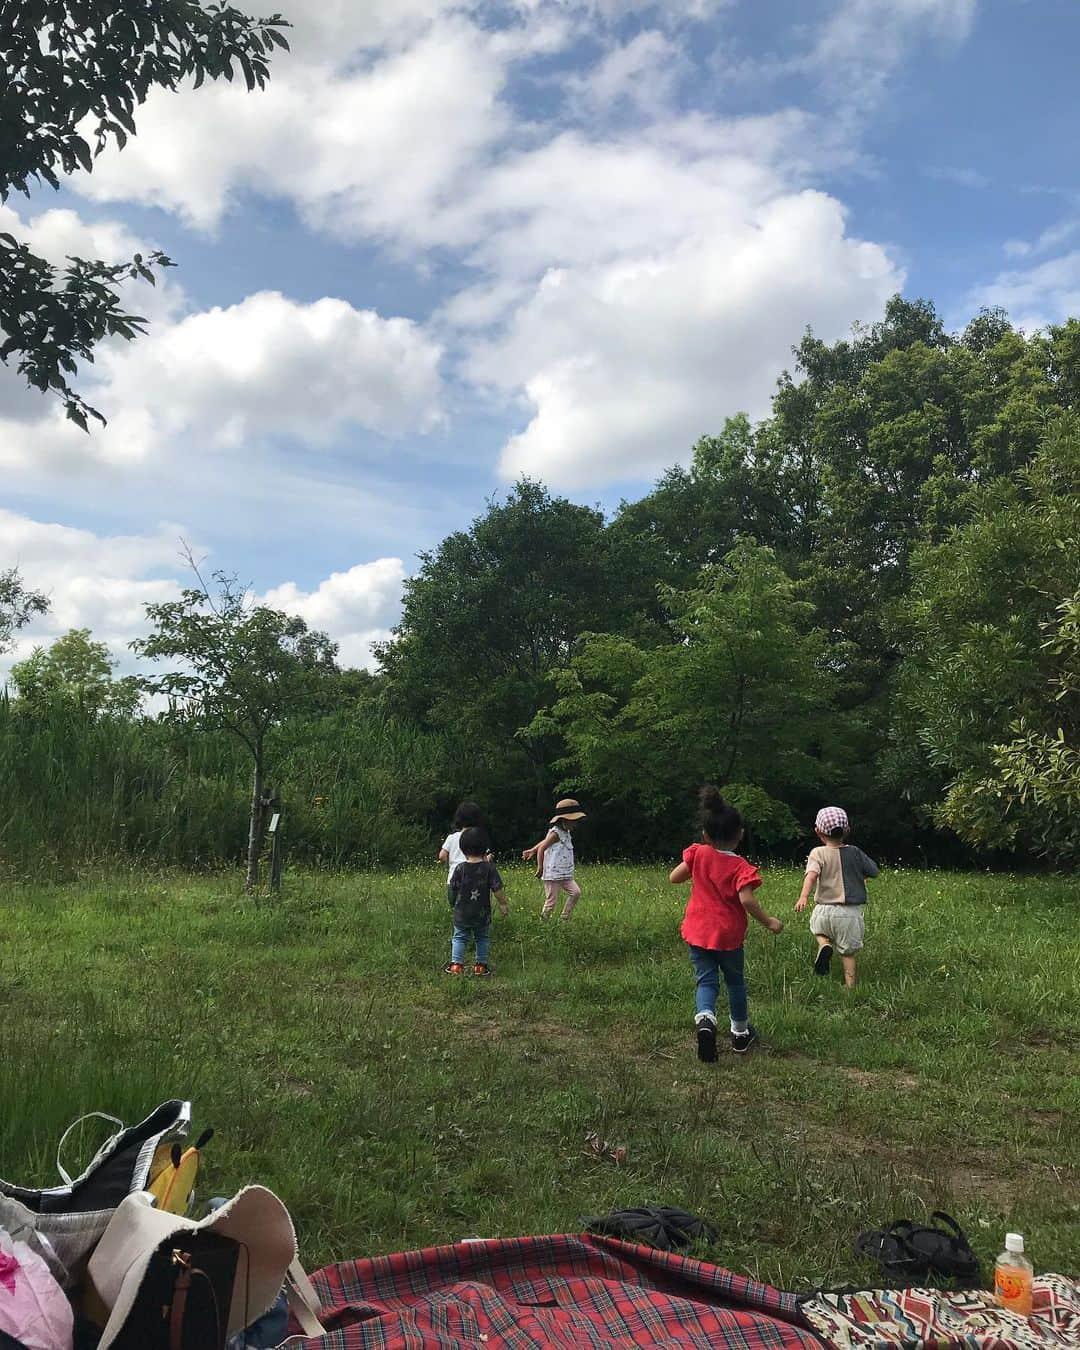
[542, 825, 575, 879]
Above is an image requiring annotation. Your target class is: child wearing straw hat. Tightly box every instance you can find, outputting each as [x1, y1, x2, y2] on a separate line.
[522, 798, 586, 920]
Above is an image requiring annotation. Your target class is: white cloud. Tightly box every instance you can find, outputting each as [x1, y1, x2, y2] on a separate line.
[807, 0, 978, 104]
[261, 559, 406, 669]
[0, 288, 444, 472]
[33, 1, 937, 496]
[481, 190, 900, 485]
[0, 511, 186, 681]
[0, 508, 406, 683]
[968, 251, 1080, 332]
[71, 16, 512, 235]
[1003, 218, 1080, 261]
[566, 30, 684, 117]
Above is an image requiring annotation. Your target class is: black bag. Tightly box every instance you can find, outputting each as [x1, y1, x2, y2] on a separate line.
[854, 1211, 981, 1286]
[582, 1206, 718, 1252]
[112, 1232, 240, 1350]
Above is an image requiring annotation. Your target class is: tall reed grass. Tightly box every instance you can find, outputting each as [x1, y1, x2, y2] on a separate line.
[0, 697, 448, 874]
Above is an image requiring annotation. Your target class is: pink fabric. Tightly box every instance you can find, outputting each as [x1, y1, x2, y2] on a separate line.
[0, 1250, 18, 1294]
[0, 1233, 74, 1350]
[679, 844, 761, 951]
[542, 878, 581, 919]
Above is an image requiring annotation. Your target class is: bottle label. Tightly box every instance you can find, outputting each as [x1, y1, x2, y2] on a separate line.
[996, 1271, 1026, 1301]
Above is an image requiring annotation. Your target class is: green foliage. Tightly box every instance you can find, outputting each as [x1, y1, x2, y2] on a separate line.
[6, 296, 1080, 871]
[530, 541, 833, 848]
[0, 699, 440, 874]
[0, 0, 288, 427]
[377, 480, 654, 822]
[11, 628, 140, 717]
[888, 413, 1080, 862]
[0, 566, 48, 653]
[134, 566, 338, 886]
[135, 571, 338, 755]
[609, 414, 795, 592]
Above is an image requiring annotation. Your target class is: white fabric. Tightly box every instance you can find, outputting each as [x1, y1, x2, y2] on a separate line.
[442, 831, 466, 881]
[88, 1186, 296, 1349]
[542, 826, 575, 880]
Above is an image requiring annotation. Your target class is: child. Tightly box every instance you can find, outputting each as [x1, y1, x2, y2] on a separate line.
[439, 801, 492, 905]
[522, 798, 585, 920]
[446, 826, 508, 976]
[669, 786, 784, 1061]
[794, 806, 879, 988]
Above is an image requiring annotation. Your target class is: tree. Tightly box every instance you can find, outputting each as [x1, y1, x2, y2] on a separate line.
[609, 414, 796, 595]
[0, 1, 289, 429]
[376, 480, 655, 818]
[133, 566, 338, 889]
[0, 566, 48, 653]
[528, 540, 837, 851]
[11, 627, 140, 716]
[886, 412, 1080, 862]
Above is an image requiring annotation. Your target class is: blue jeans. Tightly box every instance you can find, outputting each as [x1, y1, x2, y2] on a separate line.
[452, 924, 490, 965]
[688, 945, 747, 1025]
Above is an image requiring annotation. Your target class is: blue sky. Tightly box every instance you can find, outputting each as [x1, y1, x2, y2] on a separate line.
[3, 0, 1078, 675]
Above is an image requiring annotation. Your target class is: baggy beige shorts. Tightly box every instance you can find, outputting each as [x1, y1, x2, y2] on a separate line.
[809, 903, 865, 955]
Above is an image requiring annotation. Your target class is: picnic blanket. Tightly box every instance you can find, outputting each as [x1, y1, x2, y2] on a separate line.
[801, 1275, 1080, 1349]
[293, 1232, 824, 1348]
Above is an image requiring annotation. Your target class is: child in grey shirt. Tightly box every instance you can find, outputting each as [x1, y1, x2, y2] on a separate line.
[795, 806, 878, 987]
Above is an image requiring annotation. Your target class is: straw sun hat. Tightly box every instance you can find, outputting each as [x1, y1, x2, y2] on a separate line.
[550, 798, 586, 825]
[87, 1185, 295, 1348]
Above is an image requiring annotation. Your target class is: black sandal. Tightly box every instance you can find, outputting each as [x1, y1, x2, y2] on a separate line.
[854, 1211, 981, 1285]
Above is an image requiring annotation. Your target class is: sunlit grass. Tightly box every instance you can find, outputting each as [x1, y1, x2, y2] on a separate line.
[0, 862, 1076, 1289]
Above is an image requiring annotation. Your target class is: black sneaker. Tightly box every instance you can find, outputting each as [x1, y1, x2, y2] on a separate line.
[730, 1025, 757, 1054]
[695, 1015, 718, 1063]
[813, 943, 834, 976]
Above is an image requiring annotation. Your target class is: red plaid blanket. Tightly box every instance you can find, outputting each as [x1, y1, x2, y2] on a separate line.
[295, 1233, 824, 1348]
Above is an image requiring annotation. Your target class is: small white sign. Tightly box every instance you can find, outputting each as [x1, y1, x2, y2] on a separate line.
[268, 813, 281, 834]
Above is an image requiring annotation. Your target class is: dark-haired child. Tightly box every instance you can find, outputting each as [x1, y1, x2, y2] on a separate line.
[445, 826, 508, 977]
[669, 786, 784, 1061]
[795, 806, 878, 988]
[439, 800, 492, 905]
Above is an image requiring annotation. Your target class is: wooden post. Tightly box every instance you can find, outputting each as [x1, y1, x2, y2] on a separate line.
[267, 787, 283, 895]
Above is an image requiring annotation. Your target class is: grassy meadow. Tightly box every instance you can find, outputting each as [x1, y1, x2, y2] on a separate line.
[1, 861, 1077, 1291]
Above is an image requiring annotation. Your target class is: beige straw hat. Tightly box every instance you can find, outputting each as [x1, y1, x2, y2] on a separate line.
[87, 1185, 295, 1349]
[550, 798, 586, 824]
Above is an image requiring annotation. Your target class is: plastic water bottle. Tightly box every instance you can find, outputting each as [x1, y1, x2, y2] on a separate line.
[994, 1232, 1033, 1316]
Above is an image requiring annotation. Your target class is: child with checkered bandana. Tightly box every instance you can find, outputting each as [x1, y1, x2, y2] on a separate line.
[795, 806, 879, 988]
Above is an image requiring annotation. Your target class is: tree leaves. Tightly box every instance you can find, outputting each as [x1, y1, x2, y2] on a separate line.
[0, 1, 287, 425]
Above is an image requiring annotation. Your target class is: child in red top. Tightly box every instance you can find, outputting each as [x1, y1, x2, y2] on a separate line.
[669, 786, 784, 1061]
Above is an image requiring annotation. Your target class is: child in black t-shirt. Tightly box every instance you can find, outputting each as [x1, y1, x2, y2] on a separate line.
[445, 826, 508, 977]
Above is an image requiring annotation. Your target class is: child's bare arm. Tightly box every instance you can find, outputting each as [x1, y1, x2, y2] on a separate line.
[669, 862, 690, 884]
[741, 885, 783, 933]
[438, 847, 450, 864]
[795, 869, 818, 912]
[524, 830, 557, 872]
[493, 887, 509, 916]
[521, 833, 550, 860]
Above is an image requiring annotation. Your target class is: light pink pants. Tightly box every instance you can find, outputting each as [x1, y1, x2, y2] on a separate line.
[542, 877, 581, 919]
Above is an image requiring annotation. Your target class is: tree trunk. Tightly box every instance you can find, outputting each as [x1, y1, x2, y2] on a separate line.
[246, 753, 264, 890]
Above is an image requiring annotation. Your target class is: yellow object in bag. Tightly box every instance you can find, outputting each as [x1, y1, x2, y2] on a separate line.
[147, 1129, 213, 1215]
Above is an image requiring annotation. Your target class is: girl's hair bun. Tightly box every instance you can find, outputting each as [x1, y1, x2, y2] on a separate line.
[698, 783, 742, 845]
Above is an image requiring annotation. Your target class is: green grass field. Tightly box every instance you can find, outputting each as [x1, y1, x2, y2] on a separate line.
[1, 862, 1077, 1290]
